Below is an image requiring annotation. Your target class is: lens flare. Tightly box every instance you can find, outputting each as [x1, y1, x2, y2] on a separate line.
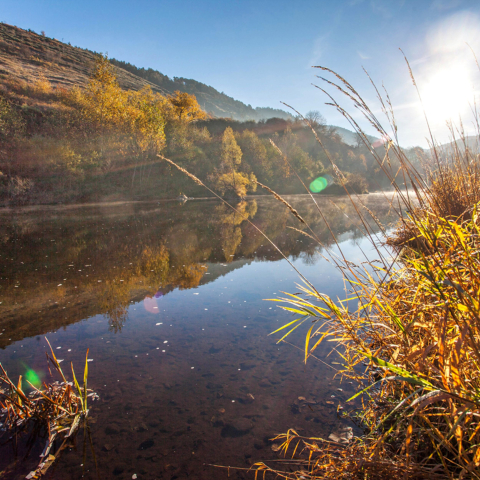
[25, 368, 42, 388]
[144, 295, 160, 314]
[309, 175, 333, 193]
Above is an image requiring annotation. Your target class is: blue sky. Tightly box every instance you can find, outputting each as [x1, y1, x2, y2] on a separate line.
[3, 0, 480, 146]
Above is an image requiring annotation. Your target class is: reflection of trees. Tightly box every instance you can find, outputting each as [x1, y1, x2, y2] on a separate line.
[0, 196, 399, 342]
[301, 250, 318, 266]
[95, 280, 131, 333]
[137, 245, 170, 284]
[221, 226, 242, 262]
[214, 200, 258, 263]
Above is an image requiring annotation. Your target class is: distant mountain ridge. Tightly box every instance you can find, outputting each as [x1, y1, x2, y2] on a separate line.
[329, 125, 380, 146]
[0, 22, 291, 121]
[435, 135, 479, 154]
[110, 58, 292, 121]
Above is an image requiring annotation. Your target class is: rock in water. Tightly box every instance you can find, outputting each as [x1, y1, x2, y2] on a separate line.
[328, 426, 353, 444]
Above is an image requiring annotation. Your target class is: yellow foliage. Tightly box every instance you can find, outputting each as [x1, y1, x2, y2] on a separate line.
[127, 87, 167, 154]
[214, 171, 256, 198]
[70, 55, 168, 158]
[32, 75, 52, 95]
[73, 55, 128, 130]
[168, 90, 206, 122]
[222, 126, 242, 167]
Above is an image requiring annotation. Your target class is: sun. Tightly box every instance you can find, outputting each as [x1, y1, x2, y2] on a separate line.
[420, 63, 474, 123]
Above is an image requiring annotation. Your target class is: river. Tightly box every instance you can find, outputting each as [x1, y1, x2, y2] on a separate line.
[0, 194, 397, 479]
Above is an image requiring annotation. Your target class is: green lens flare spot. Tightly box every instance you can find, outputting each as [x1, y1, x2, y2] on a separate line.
[309, 176, 329, 193]
[25, 369, 41, 388]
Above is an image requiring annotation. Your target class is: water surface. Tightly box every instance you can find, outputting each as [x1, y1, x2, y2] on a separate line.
[0, 194, 396, 479]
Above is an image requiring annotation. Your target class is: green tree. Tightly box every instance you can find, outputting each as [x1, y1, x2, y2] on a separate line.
[222, 126, 242, 189]
[235, 130, 272, 182]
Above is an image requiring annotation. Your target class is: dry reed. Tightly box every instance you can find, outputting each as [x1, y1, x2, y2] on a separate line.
[0, 338, 96, 478]
[254, 63, 480, 479]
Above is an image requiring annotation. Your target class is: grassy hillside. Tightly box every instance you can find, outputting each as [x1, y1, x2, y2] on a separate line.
[0, 22, 290, 121]
[0, 23, 167, 95]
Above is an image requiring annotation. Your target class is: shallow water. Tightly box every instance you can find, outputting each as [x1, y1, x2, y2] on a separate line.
[0, 194, 397, 479]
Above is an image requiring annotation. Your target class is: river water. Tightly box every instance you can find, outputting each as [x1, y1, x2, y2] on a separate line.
[0, 194, 397, 479]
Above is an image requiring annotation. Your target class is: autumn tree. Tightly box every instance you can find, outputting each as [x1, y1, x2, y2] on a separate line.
[210, 127, 257, 198]
[168, 91, 206, 123]
[222, 126, 242, 181]
[305, 110, 326, 130]
[74, 54, 127, 133]
[277, 127, 314, 179]
[69, 54, 170, 172]
[235, 130, 272, 182]
[127, 87, 167, 156]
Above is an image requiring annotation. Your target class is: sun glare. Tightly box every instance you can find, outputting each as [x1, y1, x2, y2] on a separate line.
[420, 64, 474, 123]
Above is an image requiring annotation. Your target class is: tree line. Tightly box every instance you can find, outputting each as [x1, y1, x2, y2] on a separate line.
[0, 55, 406, 204]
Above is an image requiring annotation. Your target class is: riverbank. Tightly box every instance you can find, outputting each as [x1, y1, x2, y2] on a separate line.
[248, 94, 480, 479]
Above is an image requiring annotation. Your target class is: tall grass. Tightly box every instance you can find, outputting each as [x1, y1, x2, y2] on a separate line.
[158, 61, 480, 478]
[248, 67, 480, 479]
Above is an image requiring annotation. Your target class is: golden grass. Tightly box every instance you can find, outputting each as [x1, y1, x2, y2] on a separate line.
[253, 65, 480, 479]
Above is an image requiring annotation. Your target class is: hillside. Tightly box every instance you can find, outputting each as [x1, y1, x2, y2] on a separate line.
[0, 22, 290, 121]
[435, 135, 478, 154]
[0, 23, 168, 95]
[0, 21, 408, 206]
[329, 125, 380, 146]
[110, 58, 292, 121]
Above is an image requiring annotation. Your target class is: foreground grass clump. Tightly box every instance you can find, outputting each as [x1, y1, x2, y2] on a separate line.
[156, 60, 480, 477]
[250, 85, 480, 478]
[262, 203, 480, 478]
[0, 338, 95, 478]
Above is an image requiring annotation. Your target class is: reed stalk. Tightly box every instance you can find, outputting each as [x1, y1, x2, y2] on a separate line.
[0, 338, 96, 478]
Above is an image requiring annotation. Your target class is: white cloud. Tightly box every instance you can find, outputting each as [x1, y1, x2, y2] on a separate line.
[309, 35, 329, 67]
[357, 51, 371, 60]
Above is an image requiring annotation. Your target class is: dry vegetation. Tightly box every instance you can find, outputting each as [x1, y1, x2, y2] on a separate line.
[0, 23, 168, 96]
[0, 339, 95, 478]
[242, 67, 480, 479]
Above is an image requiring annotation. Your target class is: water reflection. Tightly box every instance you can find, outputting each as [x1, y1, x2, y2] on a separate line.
[0, 195, 398, 479]
[0, 196, 396, 348]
